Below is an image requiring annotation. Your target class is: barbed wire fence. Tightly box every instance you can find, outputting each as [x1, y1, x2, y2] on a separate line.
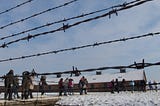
[0, 0, 159, 105]
[0, 0, 157, 78]
[0, 0, 154, 48]
[0, 59, 159, 78]
[0, 0, 142, 41]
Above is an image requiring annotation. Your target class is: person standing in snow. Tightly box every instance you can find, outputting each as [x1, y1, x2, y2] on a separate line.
[79, 78, 83, 95]
[109, 79, 115, 93]
[114, 79, 119, 93]
[83, 78, 88, 94]
[79, 76, 88, 95]
[21, 71, 30, 99]
[63, 78, 69, 96]
[4, 69, 15, 100]
[28, 74, 34, 98]
[130, 80, 135, 93]
[68, 78, 74, 95]
[39, 75, 48, 95]
[58, 78, 64, 96]
[13, 75, 20, 99]
[121, 79, 126, 91]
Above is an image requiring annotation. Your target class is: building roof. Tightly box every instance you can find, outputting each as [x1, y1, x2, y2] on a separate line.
[46, 70, 146, 84]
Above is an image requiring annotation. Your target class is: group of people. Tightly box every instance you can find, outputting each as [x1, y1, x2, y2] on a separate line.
[3, 69, 158, 100]
[3, 69, 48, 100]
[108, 79, 147, 93]
[58, 78, 74, 96]
[109, 78, 124, 93]
[58, 76, 88, 96]
[4, 70, 35, 100]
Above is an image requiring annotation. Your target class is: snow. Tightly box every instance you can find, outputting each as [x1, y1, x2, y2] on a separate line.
[0, 89, 159, 106]
[55, 91, 160, 106]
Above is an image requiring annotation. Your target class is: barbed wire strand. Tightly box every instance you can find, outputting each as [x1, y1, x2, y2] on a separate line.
[37, 61, 160, 75]
[0, 0, 34, 15]
[0, 0, 140, 41]
[0, 0, 153, 48]
[0, 0, 78, 29]
[0, 60, 160, 78]
[0, 31, 159, 63]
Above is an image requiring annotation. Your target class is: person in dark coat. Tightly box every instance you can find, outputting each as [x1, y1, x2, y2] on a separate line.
[110, 79, 115, 93]
[79, 76, 88, 95]
[4, 69, 15, 100]
[114, 79, 119, 93]
[13, 75, 20, 99]
[58, 78, 64, 96]
[39, 75, 48, 95]
[121, 79, 126, 91]
[78, 79, 83, 95]
[21, 71, 30, 99]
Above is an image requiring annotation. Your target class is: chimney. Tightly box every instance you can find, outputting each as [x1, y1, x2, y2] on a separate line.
[120, 68, 126, 73]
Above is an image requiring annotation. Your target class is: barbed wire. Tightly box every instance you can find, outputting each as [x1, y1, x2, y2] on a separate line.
[0, 0, 34, 15]
[0, 0, 153, 48]
[0, 0, 141, 41]
[0, 31, 159, 63]
[37, 60, 160, 75]
[0, 60, 160, 78]
[0, 0, 78, 29]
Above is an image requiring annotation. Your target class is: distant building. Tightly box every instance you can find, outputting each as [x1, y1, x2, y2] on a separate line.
[33, 70, 147, 92]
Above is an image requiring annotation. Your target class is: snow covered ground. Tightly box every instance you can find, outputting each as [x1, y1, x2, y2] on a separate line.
[55, 91, 160, 106]
[0, 90, 159, 106]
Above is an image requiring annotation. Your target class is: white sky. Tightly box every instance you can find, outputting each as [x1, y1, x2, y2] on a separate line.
[0, 0, 160, 81]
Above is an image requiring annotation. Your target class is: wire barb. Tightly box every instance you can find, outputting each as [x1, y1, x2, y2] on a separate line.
[1, 42, 8, 48]
[121, 38, 126, 41]
[26, 34, 33, 42]
[93, 42, 99, 47]
[63, 23, 69, 32]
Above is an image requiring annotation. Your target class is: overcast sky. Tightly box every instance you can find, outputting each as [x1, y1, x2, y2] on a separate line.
[0, 0, 160, 81]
